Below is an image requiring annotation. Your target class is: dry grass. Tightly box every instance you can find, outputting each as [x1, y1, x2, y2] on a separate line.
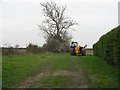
[86, 49, 93, 55]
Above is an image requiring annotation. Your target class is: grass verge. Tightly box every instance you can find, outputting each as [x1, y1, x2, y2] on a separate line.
[75, 55, 118, 88]
[2, 54, 49, 88]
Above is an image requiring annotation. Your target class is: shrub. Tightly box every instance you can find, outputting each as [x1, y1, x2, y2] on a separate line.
[93, 26, 120, 67]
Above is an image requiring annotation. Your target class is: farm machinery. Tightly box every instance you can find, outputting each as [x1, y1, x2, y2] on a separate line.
[70, 41, 87, 56]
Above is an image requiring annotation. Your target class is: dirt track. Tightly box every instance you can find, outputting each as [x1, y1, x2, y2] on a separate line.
[12, 57, 90, 88]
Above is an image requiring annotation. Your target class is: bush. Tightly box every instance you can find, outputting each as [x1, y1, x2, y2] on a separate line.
[93, 26, 120, 67]
[27, 43, 46, 54]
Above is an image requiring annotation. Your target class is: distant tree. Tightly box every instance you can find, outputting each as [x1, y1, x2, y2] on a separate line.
[39, 1, 77, 52]
[15, 44, 19, 48]
[3, 43, 10, 48]
[27, 43, 42, 54]
[27, 43, 38, 48]
[14, 44, 19, 55]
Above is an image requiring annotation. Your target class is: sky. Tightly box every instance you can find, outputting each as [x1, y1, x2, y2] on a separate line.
[0, 0, 119, 48]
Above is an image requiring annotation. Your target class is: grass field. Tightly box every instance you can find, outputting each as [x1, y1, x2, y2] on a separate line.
[2, 53, 118, 88]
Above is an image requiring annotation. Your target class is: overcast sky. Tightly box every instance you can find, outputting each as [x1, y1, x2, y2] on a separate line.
[0, 0, 119, 48]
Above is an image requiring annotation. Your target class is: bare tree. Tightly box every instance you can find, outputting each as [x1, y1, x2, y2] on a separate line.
[15, 44, 19, 48]
[39, 1, 77, 52]
[15, 44, 19, 55]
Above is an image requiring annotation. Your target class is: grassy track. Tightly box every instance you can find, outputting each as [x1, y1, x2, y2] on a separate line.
[2, 53, 118, 88]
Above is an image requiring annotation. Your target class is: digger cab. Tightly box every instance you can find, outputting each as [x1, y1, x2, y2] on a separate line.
[71, 41, 78, 48]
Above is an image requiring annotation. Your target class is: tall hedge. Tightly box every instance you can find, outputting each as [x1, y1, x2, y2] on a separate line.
[93, 26, 120, 66]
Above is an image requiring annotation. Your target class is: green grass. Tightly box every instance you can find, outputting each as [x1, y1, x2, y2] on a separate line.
[75, 55, 118, 88]
[2, 53, 118, 88]
[39, 53, 72, 73]
[29, 75, 71, 88]
[2, 54, 49, 88]
[2, 53, 72, 88]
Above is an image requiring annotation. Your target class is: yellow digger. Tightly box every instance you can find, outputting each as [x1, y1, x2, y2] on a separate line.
[70, 41, 87, 56]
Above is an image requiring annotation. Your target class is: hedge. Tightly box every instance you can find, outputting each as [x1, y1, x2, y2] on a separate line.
[93, 26, 120, 67]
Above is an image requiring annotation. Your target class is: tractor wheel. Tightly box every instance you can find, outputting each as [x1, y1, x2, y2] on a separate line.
[74, 53, 76, 56]
[71, 53, 74, 55]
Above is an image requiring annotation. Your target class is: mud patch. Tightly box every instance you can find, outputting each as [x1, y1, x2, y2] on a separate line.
[53, 70, 78, 76]
[12, 72, 44, 88]
[77, 84, 88, 88]
[53, 70, 90, 88]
